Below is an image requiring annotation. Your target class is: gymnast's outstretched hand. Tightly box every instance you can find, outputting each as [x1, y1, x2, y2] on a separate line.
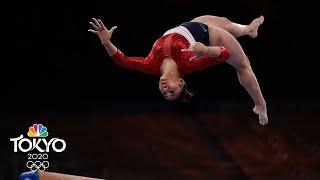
[88, 18, 117, 46]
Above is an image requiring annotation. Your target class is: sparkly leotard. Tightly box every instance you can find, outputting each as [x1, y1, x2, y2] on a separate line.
[111, 24, 231, 75]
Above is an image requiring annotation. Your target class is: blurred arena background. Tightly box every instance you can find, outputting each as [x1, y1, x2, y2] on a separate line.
[2, 0, 319, 179]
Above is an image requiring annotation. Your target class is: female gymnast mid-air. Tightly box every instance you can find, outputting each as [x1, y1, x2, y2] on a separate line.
[88, 15, 268, 125]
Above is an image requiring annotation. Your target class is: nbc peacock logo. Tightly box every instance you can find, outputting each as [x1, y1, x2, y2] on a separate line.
[27, 124, 49, 137]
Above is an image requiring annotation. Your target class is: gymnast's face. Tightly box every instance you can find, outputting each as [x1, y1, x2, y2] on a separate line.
[159, 78, 185, 101]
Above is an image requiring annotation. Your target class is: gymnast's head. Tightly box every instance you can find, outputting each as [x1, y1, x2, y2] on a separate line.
[159, 57, 194, 101]
[158, 75, 194, 102]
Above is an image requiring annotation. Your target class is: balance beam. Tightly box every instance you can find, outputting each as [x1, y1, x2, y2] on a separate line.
[19, 171, 105, 180]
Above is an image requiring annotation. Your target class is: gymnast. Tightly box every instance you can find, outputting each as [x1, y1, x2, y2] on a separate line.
[88, 15, 268, 125]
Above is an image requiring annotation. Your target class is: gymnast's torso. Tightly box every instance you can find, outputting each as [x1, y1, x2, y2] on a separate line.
[111, 22, 230, 75]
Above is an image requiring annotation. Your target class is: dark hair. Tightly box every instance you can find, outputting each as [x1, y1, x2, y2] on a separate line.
[178, 84, 195, 102]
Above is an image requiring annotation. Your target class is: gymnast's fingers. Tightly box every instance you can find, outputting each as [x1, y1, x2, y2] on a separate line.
[89, 22, 99, 30]
[92, 18, 101, 28]
[181, 48, 193, 52]
[109, 26, 117, 34]
[88, 29, 98, 34]
[189, 56, 197, 61]
[98, 19, 106, 29]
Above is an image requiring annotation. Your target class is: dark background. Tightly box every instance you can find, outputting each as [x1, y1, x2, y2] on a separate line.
[2, 1, 320, 179]
[3, 0, 319, 108]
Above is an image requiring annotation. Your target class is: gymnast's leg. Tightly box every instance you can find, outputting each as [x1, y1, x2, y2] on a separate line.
[209, 27, 268, 125]
[191, 15, 264, 38]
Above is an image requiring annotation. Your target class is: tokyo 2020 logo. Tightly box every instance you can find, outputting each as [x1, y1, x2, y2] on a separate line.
[10, 124, 67, 171]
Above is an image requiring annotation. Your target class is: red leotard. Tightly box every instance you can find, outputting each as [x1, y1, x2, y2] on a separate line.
[111, 33, 231, 75]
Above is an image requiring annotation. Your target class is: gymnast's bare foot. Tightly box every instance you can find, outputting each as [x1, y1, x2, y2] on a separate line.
[253, 105, 268, 125]
[248, 15, 264, 38]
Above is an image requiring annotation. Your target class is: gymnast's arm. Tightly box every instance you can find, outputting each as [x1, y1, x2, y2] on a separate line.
[88, 18, 157, 74]
[181, 42, 231, 71]
[182, 42, 231, 61]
